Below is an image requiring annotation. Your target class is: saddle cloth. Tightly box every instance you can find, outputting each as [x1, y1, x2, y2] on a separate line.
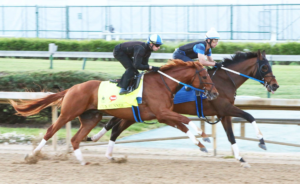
[98, 75, 144, 110]
[174, 87, 207, 104]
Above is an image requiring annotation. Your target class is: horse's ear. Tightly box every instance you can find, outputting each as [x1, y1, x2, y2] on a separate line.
[257, 50, 263, 60]
[262, 50, 266, 58]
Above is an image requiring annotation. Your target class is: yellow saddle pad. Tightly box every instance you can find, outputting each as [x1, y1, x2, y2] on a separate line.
[97, 77, 143, 110]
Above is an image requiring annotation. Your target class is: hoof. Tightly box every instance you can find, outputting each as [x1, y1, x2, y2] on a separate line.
[91, 136, 100, 142]
[85, 162, 91, 165]
[259, 143, 267, 150]
[200, 147, 208, 153]
[202, 137, 211, 143]
[241, 162, 251, 168]
[24, 154, 29, 160]
[86, 137, 92, 141]
[106, 155, 115, 160]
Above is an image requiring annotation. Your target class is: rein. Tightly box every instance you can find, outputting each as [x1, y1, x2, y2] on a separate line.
[158, 69, 207, 97]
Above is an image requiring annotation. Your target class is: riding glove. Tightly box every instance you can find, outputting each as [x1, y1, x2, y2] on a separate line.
[214, 62, 223, 69]
[151, 66, 160, 72]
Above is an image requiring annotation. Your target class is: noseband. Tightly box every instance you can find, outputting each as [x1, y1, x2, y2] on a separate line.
[254, 58, 275, 87]
[190, 68, 215, 97]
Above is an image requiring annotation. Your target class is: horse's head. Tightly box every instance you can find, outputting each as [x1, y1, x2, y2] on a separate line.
[255, 50, 279, 93]
[192, 62, 219, 100]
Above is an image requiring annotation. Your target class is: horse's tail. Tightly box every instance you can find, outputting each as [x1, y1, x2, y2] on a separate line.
[10, 90, 69, 117]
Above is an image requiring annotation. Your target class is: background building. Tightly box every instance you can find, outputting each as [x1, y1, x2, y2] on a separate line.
[0, 0, 299, 40]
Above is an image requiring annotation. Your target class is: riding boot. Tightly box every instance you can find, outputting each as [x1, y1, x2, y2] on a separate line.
[119, 88, 130, 95]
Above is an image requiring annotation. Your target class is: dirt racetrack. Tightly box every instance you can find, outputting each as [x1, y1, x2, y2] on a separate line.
[0, 145, 299, 184]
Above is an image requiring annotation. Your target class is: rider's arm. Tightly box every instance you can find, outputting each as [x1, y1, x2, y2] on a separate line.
[133, 45, 150, 70]
[194, 44, 215, 66]
[207, 56, 215, 63]
[198, 54, 215, 66]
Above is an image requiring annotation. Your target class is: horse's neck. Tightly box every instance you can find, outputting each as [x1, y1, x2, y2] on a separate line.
[162, 68, 194, 92]
[225, 59, 257, 89]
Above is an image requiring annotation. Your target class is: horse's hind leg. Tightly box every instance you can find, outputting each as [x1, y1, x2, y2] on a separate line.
[227, 105, 266, 150]
[33, 113, 79, 154]
[71, 110, 102, 165]
[91, 116, 122, 142]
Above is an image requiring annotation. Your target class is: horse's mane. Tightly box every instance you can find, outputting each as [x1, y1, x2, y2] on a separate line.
[159, 59, 203, 71]
[222, 52, 258, 67]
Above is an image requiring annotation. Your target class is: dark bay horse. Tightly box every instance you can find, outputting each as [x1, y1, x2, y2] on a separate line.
[93, 50, 279, 167]
[10, 59, 218, 165]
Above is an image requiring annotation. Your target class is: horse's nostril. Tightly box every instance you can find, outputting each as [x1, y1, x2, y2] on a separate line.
[272, 84, 279, 89]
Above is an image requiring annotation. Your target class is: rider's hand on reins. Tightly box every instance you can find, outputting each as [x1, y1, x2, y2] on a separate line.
[214, 62, 223, 69]
[151, 66, 160, 72]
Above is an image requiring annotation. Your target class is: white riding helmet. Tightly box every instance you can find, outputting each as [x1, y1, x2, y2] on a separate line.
[205, 28, 220, 40]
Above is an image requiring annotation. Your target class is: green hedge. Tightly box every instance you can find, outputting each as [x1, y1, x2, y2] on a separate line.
[1, 38, 300, 55]
[0, 71, 116, 126]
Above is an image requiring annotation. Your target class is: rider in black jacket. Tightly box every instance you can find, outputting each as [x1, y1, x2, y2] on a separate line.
[114, 34, 163, 95]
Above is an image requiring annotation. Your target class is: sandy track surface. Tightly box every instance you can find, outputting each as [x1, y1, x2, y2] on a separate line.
[0, 145, 299, 184]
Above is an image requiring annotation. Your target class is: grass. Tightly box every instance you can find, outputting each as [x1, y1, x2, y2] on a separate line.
[0, 121, 164, 141]
[0, 58, 161, 76]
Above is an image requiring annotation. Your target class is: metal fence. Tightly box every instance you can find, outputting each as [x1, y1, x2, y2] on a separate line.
[1, 4, 300, 40]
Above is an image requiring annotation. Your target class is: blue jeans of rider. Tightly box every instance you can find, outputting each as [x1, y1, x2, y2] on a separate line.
[172, 49, 193, 62]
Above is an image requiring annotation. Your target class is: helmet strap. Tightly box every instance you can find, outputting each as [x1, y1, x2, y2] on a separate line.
[148, 42, 154, 50]
[206, 39, 212, 49]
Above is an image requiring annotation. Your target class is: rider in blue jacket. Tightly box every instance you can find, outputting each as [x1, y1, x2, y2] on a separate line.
[173, 28, 222, 90]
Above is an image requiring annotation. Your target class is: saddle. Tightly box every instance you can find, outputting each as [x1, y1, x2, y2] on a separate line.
[110, 72, 144, 93]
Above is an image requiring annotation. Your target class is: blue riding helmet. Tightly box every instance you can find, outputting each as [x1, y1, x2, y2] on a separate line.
[147, 34, 163, 45]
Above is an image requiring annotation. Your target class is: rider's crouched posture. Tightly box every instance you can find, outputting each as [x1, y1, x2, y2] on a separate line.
[114, 34, 163, 95]
[173, 27, 222, 90]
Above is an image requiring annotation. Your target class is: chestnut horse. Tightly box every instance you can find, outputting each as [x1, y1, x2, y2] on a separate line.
[92, 50, 279, 166]
[10, 59, 218, 165]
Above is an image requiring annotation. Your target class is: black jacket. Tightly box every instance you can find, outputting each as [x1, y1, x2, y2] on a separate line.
[117, 41, 152, 70]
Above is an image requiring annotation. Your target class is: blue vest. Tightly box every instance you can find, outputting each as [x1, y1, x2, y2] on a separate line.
[179, 41, 210, 59]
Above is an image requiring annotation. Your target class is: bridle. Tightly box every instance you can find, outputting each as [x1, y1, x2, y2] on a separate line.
[254, 57, 275, 88]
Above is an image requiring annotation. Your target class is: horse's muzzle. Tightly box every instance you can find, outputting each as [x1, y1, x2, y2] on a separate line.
[267, 83, 279, 93]
[207, 91, 219, 101]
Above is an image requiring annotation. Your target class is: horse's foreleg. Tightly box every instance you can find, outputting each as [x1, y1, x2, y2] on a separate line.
[155, 109, 208, 152]
[105, 119, 135, 160]
[72, 110, 102, 165]
[227, 105, 266, 150]
[186, 121, 210, 143]
[91, 116, 122, 142]
[221, 116, 250, 168]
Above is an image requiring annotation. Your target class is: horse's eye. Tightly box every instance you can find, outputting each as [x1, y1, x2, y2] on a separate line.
[262, 65, 268, 72]
[202, 76, 207, 79]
